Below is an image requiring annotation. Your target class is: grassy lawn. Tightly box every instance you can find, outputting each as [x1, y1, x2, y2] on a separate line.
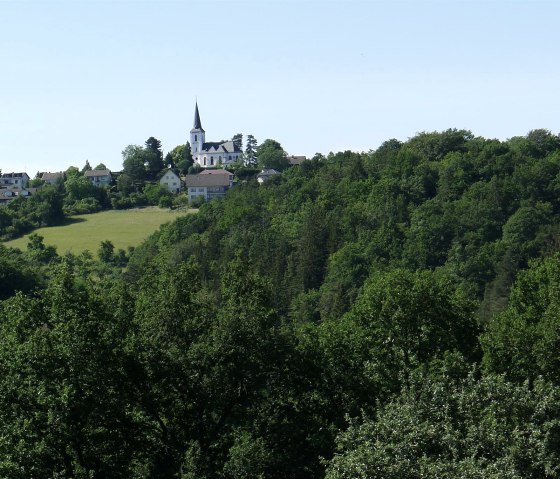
[3, 207, 195, 254]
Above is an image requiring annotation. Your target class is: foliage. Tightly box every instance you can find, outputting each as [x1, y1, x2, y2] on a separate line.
[326, 359, 560, 479]
[257, 138, 288, 170]
[2, 128, 560, 477]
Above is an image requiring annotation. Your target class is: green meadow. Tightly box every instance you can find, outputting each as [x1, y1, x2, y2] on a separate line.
[3, 207, 195, 254]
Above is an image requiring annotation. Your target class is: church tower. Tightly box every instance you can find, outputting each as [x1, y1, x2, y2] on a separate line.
[190, 101, 205, 159]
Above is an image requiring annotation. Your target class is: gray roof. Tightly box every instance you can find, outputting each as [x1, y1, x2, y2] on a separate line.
[0, 187, 37, 197]
[257, 168, 281, 178]
[190, 101, 205, 133]
[183, 174, 231, 188]
[200, 140, 241, 154]
[41, 172, 63, 181]
[84, 169, 111, 177]
[200, 169, 233, 176]
[1, 172, 29, 179]
[287, 155, 307, 165]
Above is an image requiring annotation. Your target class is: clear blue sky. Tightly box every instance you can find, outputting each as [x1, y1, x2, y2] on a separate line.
[1, 0, 559, 175]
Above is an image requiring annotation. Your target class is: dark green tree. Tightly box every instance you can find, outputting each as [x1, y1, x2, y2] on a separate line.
[232, 133, 243, 151]
[257, 139, 288, 170]
[326, 359, 560, 479]
[245, 135, 258, 167]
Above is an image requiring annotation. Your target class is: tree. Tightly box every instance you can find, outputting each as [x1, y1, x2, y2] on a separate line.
[98, 240, 115, 263]
[81, 160, 92, 174]
[326, 359, 560, 479]
[121, 145, 146, 186]
[169, 143, 193, 174]
[0, 262, 139, 477]
[320, 268, 480, 406]
[482, 253, 560, 385]
[64, 175, 98, 203]
[26, 233, 57, 263]
[65, 166, 81, 179]
[145, 136, 165, 176]
[245, 135, 258, 167]
[256, 139, 288, 170]
[94, 163, 107, 170]
[232, 133, 243, 151]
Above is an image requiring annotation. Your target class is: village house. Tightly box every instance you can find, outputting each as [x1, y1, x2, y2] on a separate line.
[1, 172, 30, 188]
[199, 168, 234, 187]
[183, 171, 233, 202]
[257, 168, 281, 184]
[190, 102, 242, 168]
[0, 187, 37, 205]
[159, 168, 182, 193]
[84, 169, 112, 187]
[287, 155, 307, 166]
[41, 172, 64, 185]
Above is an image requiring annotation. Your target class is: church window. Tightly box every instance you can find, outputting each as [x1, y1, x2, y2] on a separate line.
[195, 135, 197, 141]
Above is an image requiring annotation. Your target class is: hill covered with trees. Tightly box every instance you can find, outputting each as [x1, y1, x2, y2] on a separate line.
[1, 128, 560, 478]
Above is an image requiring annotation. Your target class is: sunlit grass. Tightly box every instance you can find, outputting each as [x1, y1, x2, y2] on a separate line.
[3, 207, 195, 254]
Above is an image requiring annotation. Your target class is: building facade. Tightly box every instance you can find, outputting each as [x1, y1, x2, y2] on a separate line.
[84, 169, 112, 187]
[183, 173, 232, 202]
[160, 169, 182, 193]
[1, 172, 29, 188]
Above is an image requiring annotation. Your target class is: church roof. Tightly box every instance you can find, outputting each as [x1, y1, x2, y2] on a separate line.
[191, 101, 205, 133]
[201, 141, 241, 154]
[84, 169, 111, 177]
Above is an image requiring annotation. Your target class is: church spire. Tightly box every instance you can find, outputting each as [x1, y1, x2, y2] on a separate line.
[193, 101, 203, 130]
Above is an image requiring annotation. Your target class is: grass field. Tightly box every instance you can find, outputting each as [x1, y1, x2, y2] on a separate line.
[3, 207, 195, 254]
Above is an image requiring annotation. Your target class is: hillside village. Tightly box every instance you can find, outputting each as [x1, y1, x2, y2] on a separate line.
[0, 103, 306, 207]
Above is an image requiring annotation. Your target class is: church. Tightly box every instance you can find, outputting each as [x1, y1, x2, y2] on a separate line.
[190, 102, 242, 168]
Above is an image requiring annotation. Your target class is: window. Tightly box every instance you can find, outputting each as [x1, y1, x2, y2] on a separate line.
[210, 158, 214, 166]
[195, 135, 197, 141]
[204, 157, 207, 166]
[198, 188, 204, 192]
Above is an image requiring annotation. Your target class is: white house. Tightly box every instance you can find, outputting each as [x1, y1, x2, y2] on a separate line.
[0, 187, 37, 205]
[1, 172, 29, 188]
[183, 172, 232, 202]
[41, 172, 64, 185]
[84, 169, 112, 187]
[190, 102, 242, 168]
[159, 168, 182, 193]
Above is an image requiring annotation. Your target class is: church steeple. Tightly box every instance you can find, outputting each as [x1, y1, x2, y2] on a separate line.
[190, 101, 205, 159]
[192, 101, 204, 132]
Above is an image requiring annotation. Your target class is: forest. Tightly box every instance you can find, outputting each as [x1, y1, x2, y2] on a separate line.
[1, 128, 560, 478]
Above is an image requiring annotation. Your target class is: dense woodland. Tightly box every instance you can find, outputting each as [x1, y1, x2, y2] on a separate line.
[2, 128, 560, 477]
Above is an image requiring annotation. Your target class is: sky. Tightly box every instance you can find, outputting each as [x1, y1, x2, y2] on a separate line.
[1, 0, 559, 175]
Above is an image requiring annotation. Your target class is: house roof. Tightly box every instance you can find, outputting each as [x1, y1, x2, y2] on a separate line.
[0, 187, 37, 197]
[84, 169, 111, 177]
[258, 168, 281, 177]
[159, 168, 181, 180]
[1, 172, 29, 179]
[287, 155, 307, 165]
[200, 169, 233, 176]
[41, 172, 63, 181]
[183, 174, 231, 188]
[190, 101, 205, 133]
